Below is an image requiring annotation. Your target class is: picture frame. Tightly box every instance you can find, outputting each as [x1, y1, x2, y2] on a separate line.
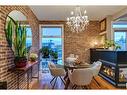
[100, 18, 106, 32]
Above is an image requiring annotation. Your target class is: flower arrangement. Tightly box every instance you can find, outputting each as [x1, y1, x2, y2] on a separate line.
[29, 53, 38, 62]
[74, 58, 81, 65]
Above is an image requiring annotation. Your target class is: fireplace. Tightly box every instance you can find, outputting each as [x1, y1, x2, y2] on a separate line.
[90, 48, 127, 88]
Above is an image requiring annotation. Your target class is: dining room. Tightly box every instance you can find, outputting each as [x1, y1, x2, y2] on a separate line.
[0, 5, 127, 90]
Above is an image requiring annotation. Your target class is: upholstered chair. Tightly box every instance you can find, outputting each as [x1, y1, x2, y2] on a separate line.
[48, 62, 66, 89]
[68, 68, 93, 89]
[90, 61, 102, 87]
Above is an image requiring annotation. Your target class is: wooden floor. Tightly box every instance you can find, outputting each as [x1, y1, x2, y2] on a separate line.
[30, 70, 124, 90]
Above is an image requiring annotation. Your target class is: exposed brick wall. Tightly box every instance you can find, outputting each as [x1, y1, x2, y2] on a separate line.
[64, 21, 100, 63]
[0, 5, 39, 89]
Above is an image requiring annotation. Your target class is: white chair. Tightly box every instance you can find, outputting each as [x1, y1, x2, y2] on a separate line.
[69, 54, 75, 58]
[90, 61, 102, 87]
[68, 68, 93, 89]
[48, 62, 66, 89]
[66, 54, 78, 64]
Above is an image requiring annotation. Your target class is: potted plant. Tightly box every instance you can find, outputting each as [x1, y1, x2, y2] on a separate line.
[40, 46, 50, 58]
[50, 50, 58, 64]
[5, 16, 28, 68]
[29, 53, 38, 62]
[13, 22, 27, 68]
[104, 40, 121, 50]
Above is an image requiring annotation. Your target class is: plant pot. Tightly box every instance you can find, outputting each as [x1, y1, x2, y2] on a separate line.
[52, 59, 57, 64]
[108, 47, 114, 51]
[42, 54, 49, 58]
[14, 57, 27, 68]
[30, 59, 36, 63]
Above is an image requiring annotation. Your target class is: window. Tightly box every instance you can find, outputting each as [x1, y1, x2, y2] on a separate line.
[114, 32, 127, 50]
[26, 27, 32, 48]
[113, 23, 127, 50]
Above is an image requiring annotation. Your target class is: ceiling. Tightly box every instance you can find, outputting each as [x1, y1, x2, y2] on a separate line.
[29, 6, 127, 21]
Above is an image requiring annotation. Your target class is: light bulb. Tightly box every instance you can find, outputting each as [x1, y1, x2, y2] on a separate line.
[71, 11, 74, 15]
[67, 17, 69, 21]
[84, 10, 87, 14]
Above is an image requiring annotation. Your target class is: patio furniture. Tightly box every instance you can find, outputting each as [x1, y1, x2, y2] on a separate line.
[48, 62, 66, 89]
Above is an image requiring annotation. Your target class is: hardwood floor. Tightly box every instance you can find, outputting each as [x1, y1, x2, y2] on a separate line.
[30, 70, 123, 90]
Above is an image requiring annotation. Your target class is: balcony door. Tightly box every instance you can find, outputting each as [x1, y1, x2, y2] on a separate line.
[40, 25, 64, 71]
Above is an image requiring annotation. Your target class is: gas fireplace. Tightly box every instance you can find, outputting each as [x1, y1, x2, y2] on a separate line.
[90, 48, 127, 88]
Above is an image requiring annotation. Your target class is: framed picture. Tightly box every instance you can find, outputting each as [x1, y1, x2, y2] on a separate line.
[100, 18, 106, 32]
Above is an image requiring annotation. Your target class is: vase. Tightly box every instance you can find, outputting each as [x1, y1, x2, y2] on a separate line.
[108, 47, 114, 51]
[14, 57, 27, 68]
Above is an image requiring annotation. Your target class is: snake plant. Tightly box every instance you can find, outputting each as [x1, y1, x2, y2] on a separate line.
[13, 23, 27, 57]
[5, 16, 27, 57]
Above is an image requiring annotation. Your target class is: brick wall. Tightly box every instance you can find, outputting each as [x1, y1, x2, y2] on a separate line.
[64, 21, 100, 63]
[0, 5, 39, 89]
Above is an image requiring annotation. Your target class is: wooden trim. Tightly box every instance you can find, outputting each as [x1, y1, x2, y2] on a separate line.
[99, 31, 107, 35]
[39, 20, 66, 24]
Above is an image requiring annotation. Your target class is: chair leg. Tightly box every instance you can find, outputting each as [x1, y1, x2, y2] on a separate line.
[93, 77, 101, 87]
[59, 76, 65, 85]
[52, 77, 57, 89]
[50, 77, 56, 84]
[82, 86, 87, 89]
[74, 85, 77, 89]
[72, 84, 76, 89]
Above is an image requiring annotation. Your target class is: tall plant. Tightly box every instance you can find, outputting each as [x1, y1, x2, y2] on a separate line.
[13, 22, 27, 57]
[5, 16, 27, 67]
[6, 16, 27, 57]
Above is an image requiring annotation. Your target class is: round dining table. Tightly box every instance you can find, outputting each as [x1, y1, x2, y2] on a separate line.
[64, 61, 91, 89]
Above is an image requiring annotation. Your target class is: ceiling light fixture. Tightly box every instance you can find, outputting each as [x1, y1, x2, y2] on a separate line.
[66, 6, 89, 33]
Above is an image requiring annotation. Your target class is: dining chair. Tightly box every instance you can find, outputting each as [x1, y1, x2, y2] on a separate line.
[90, 61, 102, 87]
[68, 68, 93, 89]
[48, 62, 66, 89]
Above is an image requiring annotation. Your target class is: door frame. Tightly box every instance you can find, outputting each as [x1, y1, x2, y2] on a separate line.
[39, 24, 64, 64]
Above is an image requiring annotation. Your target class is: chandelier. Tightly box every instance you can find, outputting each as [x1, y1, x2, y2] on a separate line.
[66, 6, 89, 33]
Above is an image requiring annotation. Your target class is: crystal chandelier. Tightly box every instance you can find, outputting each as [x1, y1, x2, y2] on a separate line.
[66, 6, 89, 33]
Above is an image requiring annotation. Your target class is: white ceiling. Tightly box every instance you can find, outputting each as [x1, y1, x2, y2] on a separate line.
[29, 6, 127, 21]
